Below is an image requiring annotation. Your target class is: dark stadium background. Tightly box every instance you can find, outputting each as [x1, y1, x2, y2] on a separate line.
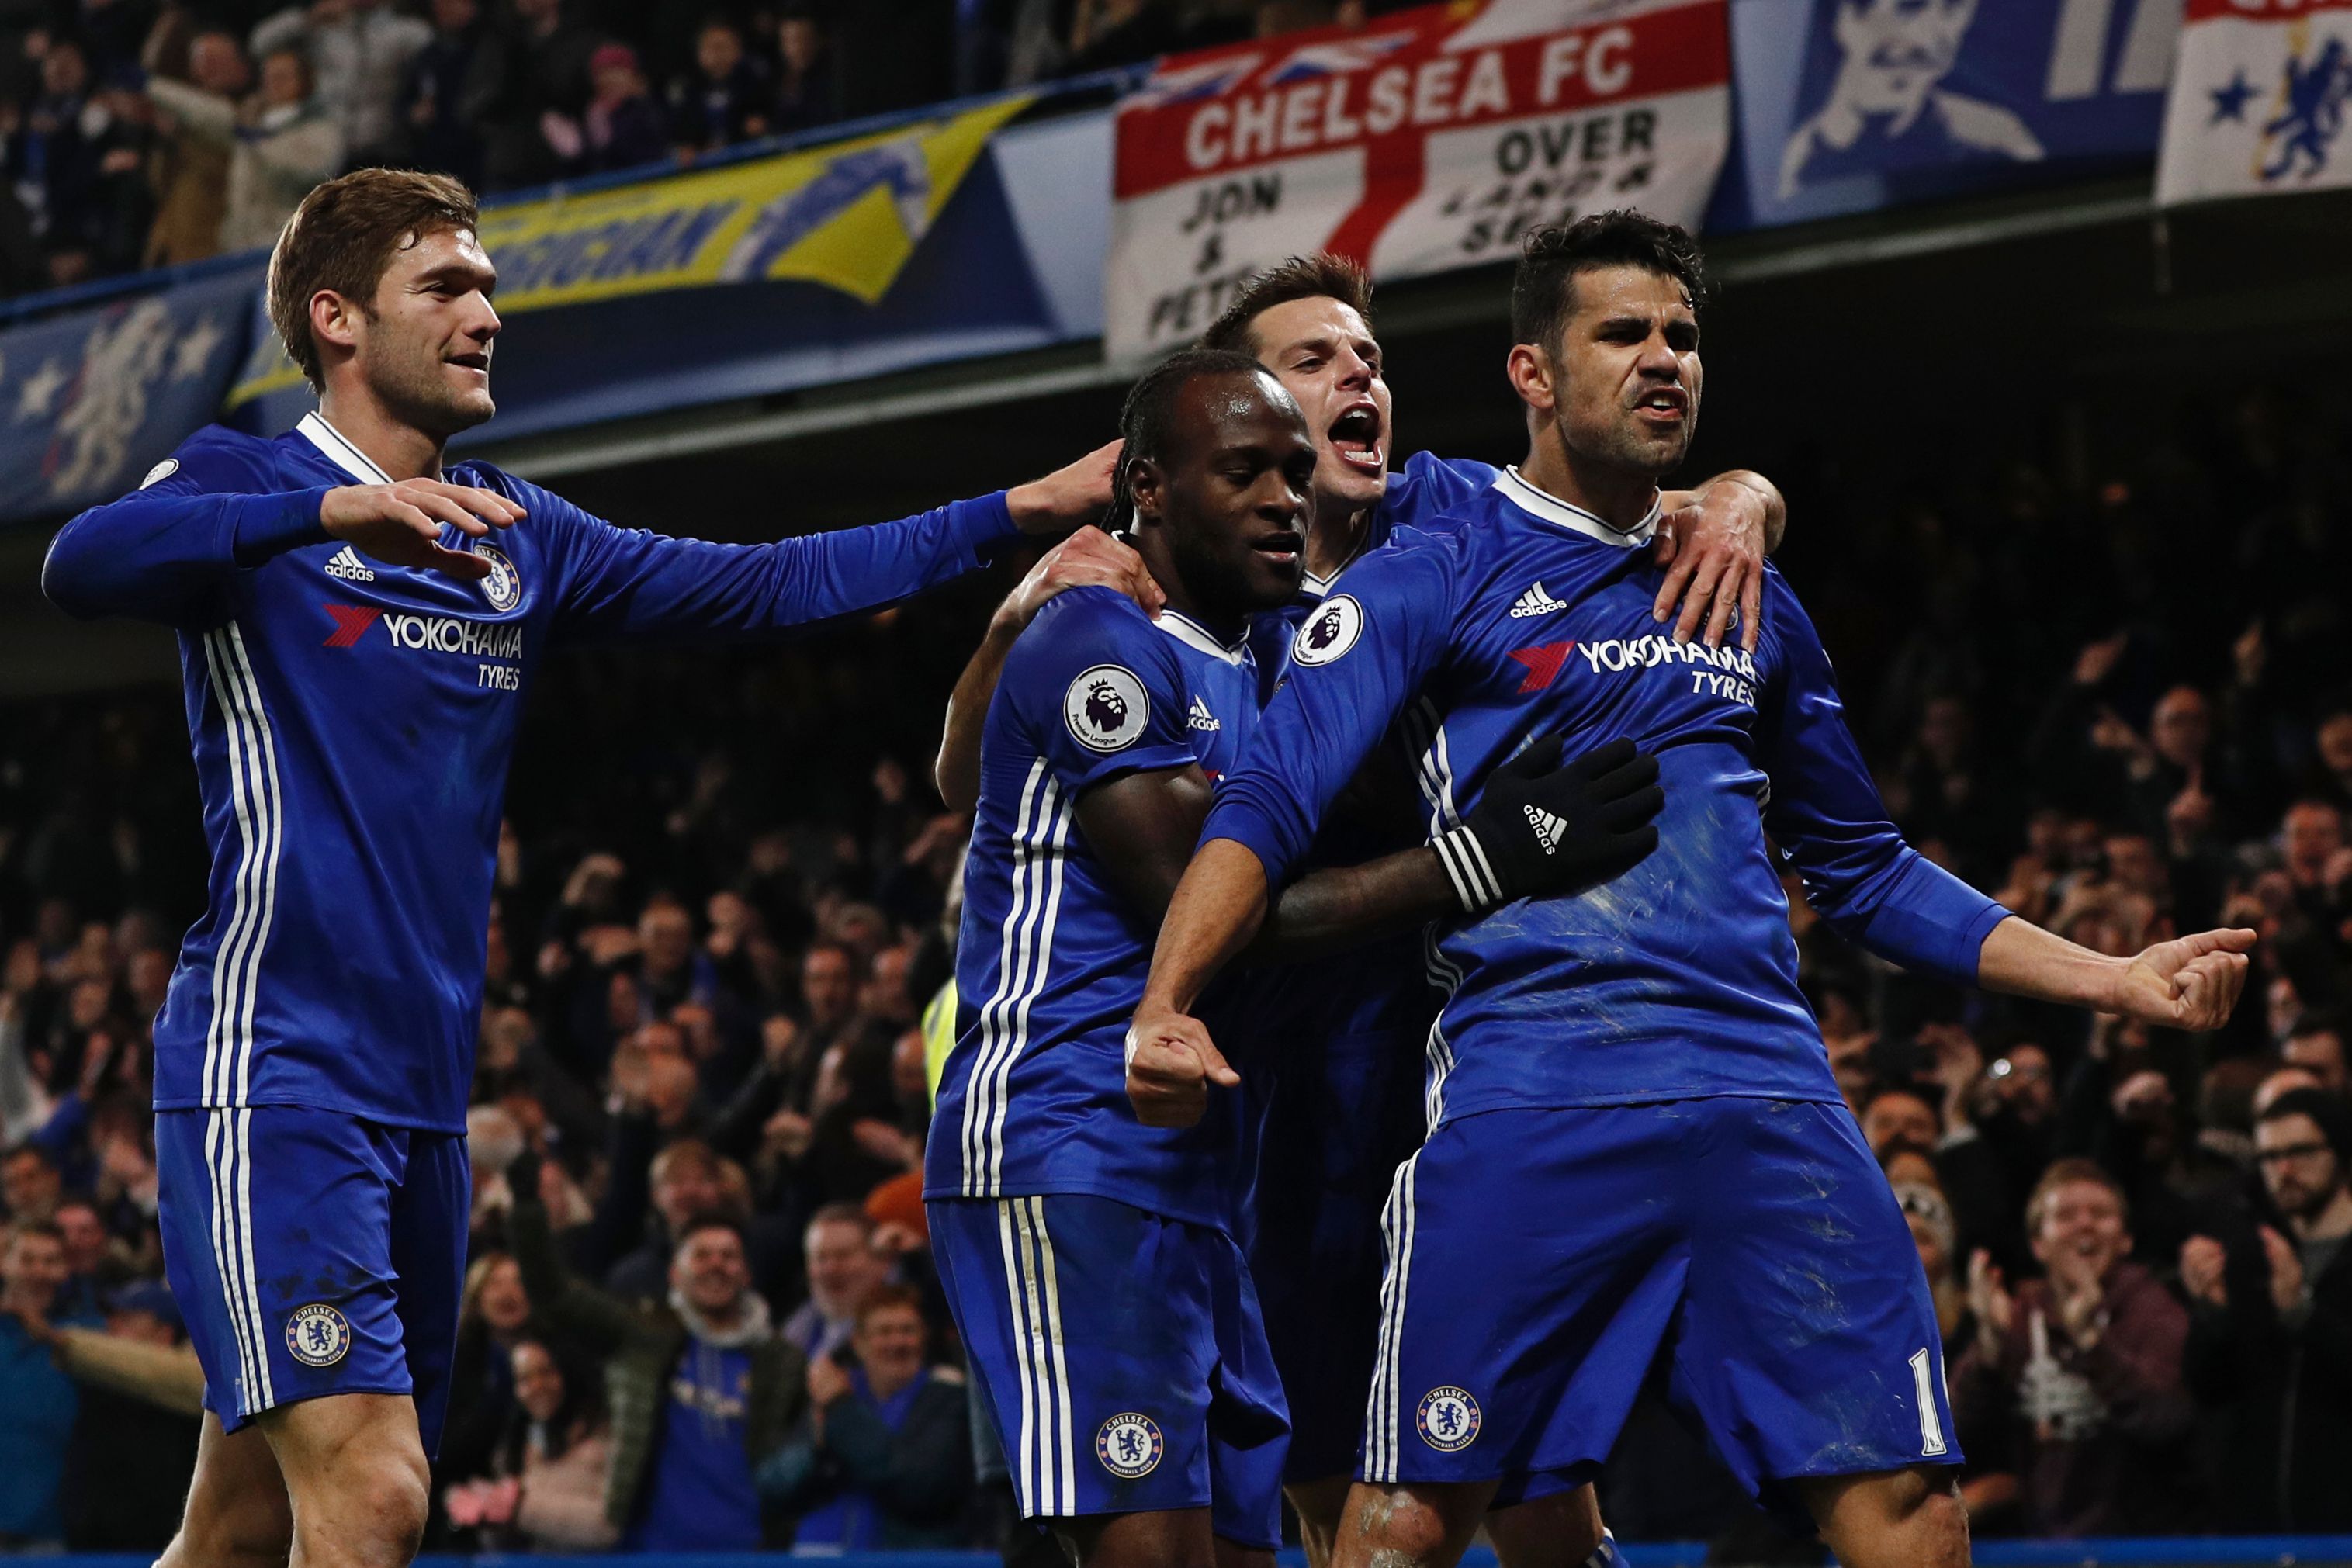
[5, 3, 2352, 1566]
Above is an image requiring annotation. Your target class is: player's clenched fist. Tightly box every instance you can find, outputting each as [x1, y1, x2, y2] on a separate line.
[1125, 1009, 1239, 1128]
[2108, 926, 2257, 1031]
[320, 478, 525, 580]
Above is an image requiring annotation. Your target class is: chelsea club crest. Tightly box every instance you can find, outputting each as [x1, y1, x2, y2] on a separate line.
[475, 542, 521, 612]
[286, 1303, 352, 1367]
[1096, 1411, 1164, 1478]
[1417, 1386, 1481, 1451]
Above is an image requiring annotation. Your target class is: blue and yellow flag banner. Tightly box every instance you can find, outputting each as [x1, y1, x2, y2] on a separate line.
[225, 95, 1039, 420]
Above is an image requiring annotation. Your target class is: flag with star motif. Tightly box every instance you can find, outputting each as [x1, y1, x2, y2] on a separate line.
[2157, 0, 2352, 203]
[0, 267, 255, 522]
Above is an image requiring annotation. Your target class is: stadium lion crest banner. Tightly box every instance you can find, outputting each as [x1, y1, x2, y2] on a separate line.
[1103, 0, 1732, 362]
[2156, 0, 2352, 204]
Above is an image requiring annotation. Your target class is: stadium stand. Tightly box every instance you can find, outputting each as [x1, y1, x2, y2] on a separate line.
[4, 0, 2352, 1564]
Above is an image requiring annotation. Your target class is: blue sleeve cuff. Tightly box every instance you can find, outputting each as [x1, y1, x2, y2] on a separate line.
[1201, 799, 1294, 890]
[951, 491, 1022, 566]
[1850, 856, 2012, 986]
[230, 488, 332, 566]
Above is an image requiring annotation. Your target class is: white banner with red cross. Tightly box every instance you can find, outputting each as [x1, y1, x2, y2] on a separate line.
[1104, 0, 1731, 363]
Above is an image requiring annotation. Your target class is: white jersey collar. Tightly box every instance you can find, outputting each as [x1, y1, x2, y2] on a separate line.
[1155, 609, 1250, 666]
[296, 411, 395, 486]
[1499, 466, 1660, 549]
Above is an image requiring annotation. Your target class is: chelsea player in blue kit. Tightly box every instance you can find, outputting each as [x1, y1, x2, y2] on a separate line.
[926, 351, 1660, 1568]
[933, 255, 1781, 1568]
[1128, 215, 2255, 1568]
[40, 169, 1117, 1568]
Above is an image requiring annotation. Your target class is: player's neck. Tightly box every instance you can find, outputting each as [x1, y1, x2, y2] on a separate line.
[1305, 494, 1372, 581]
[317, 386, 448, 483]
[1137, 533, 1245, 644]
[1519, 434, 1658, 533]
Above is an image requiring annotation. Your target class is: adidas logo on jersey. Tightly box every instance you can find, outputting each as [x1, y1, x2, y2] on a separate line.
[1523, 804, 1567, 855]
[325, 546, 376, 583]
[1186, 697, 1221, 732]
[1509, 581, 1565, 618]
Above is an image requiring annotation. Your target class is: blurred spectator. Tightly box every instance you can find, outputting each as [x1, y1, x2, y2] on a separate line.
[398, 0, 486, 189]
[2283, 1013, 2346, 1095]
[1954, 1161, 2198, 1536]
[464, 0, 597, 192]
[666, 18, 767, 159]
[143, 42, 342, 252]
[440, 1250, 536, 1485]
[512, 1171, 806, 1550]
[249, 0, 431, 163]
[559, 41, 663, 174]
[140, 29, 246, 265]
[770, 3, 837, 137]
[782, 1202, 888, 1366]
[2181, 1089, 2352, 1531]
[758, 1283, 972, 1548]
[55, 1279, 199, 1549]
[442, 1338, 618, 1549]
[2, 1141, 61, 1222]
[0, 1219, 99, 1551]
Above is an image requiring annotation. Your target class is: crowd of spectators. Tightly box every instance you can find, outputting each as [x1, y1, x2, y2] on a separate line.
[3, 373, 2352, 1558]
[0, 0, 1418, 299]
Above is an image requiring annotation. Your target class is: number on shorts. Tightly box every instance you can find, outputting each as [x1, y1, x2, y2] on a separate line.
[1909, 1347, 1948, 1456]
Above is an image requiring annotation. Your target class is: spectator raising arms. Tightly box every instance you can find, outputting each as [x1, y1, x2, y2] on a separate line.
[143, 44, 342, 252]
[508, 1154, 806, 1551]
[759, 1283, 972, 1549]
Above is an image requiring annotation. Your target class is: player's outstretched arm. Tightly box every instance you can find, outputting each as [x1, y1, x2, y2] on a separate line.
[547, 441, 1121, 644]
[1975, 918, 2256, 1032]
[934, 528, 1162, 812]
[1651, 469, 1786, 652]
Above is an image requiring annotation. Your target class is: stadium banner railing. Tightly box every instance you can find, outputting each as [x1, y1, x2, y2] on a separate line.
[29, 1543, 2352, 1568]
[0, 0, 2188, 524]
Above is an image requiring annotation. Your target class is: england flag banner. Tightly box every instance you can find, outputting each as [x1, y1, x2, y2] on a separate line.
[1105, 0, 1731, 362]
[2158, 0, 2352, 204]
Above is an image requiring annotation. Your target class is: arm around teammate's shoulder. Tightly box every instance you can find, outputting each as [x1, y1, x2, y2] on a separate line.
[539, 443, 1120, 644]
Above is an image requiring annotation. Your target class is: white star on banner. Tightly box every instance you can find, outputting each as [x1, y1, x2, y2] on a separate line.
[15, 358, 67, 422]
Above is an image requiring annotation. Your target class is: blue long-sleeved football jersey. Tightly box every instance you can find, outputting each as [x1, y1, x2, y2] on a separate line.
[44, 412, 1021, 1133]
[1206, 466, 2010, 1118]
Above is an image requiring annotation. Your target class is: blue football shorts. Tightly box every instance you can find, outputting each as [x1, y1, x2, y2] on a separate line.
[929, 1192, 1289, 1547]
[154, 1106, 469, 1452]
[1360, 1096, 1959, 1518]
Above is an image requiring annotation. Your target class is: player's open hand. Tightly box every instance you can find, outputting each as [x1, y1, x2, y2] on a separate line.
[2108, 926, 2256, 1031]
[1006, 440, 1122, 536]
[998, 525, 1165, 632]
[320, 479, 525, 581]
[1125, 1009, 1238, 1128]
[1652, 474, 1772, 651]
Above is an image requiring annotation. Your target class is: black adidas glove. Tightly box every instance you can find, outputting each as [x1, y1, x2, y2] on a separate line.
[1432, 736, 1662, 913]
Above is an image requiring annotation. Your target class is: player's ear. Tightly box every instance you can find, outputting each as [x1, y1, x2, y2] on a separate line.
[1507, 341, 1557, 414]
[1125, 455, 1166, 526]
[310, 289, 361, 358]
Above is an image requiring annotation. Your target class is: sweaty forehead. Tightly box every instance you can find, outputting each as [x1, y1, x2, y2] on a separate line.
[1175, 370, 1308, 452]
[395, 226, 496, 283]
[1567, 265, 1695, 326]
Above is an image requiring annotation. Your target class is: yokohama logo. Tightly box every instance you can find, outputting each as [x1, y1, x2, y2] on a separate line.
[319, 604, 522, 660]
